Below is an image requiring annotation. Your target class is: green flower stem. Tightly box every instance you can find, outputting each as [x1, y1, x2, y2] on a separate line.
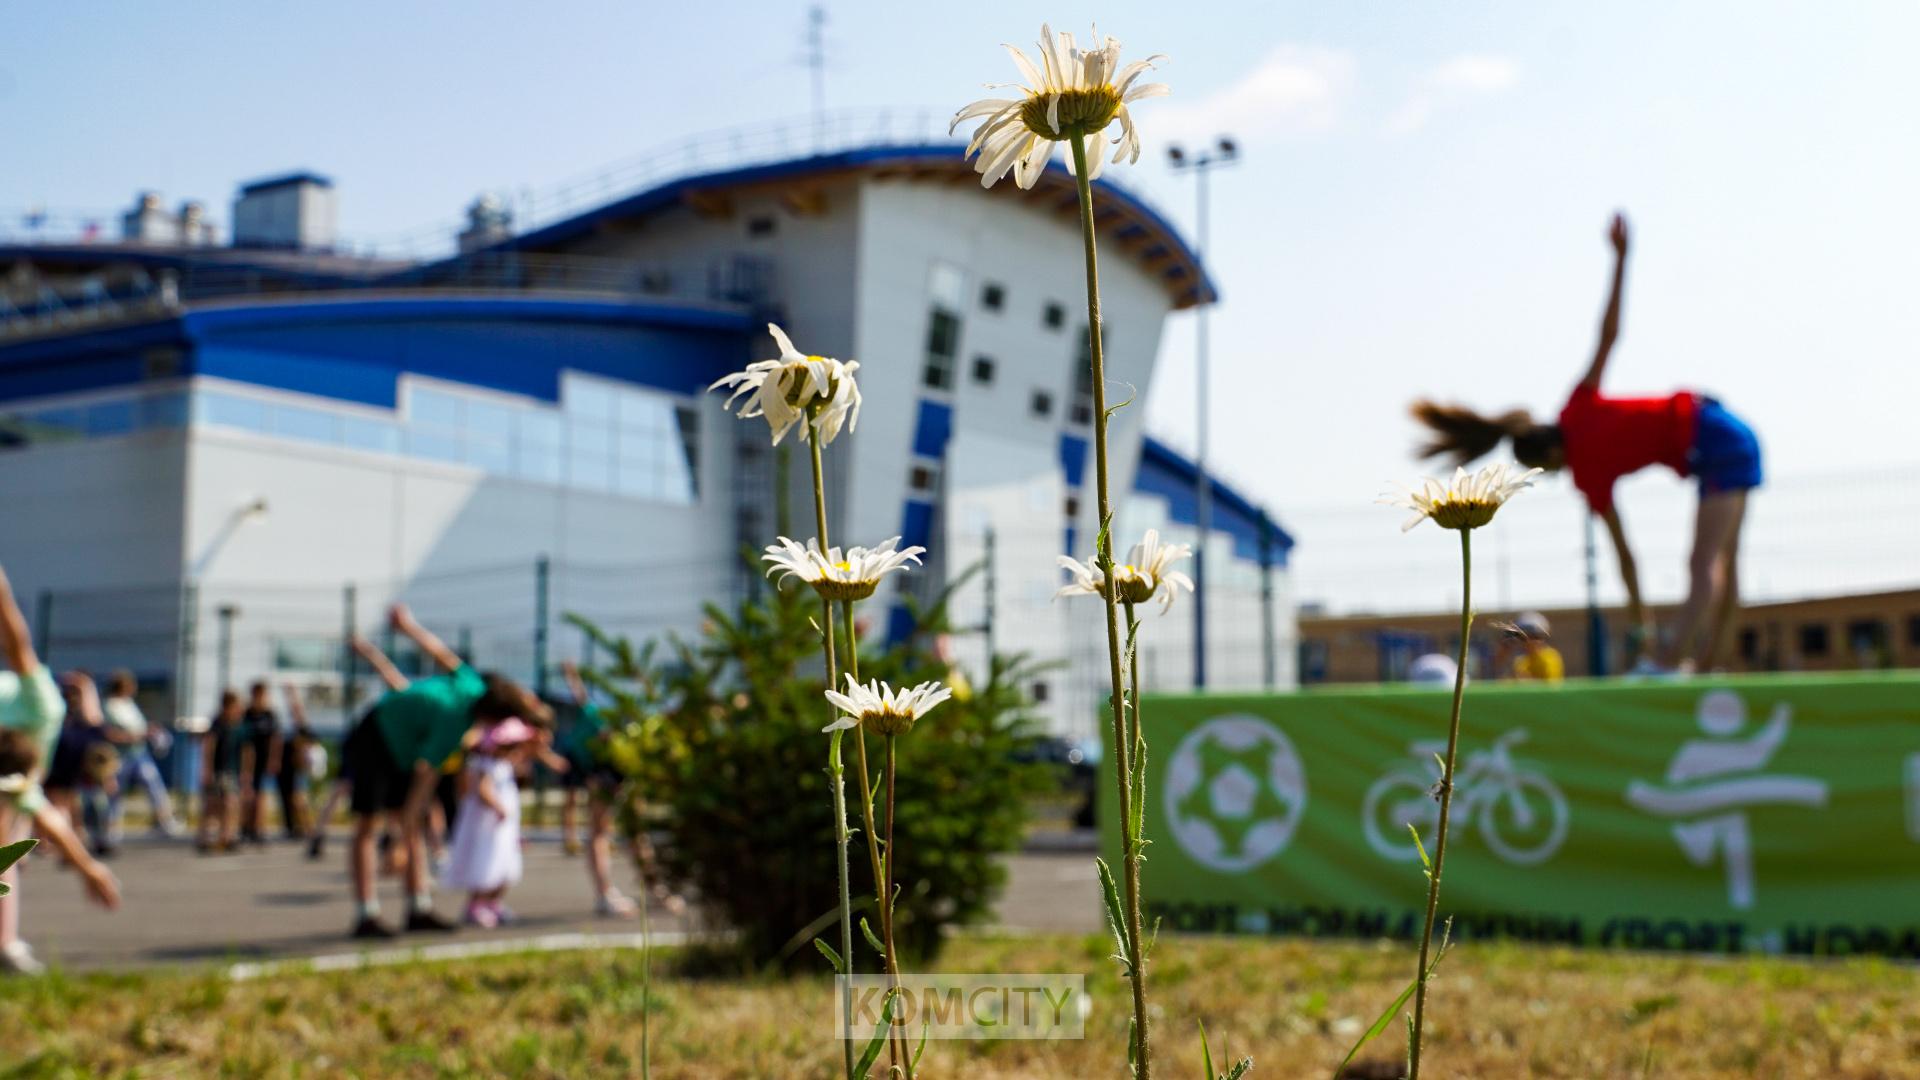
[1069, 133, 1152, 1080]
[883, 733, 916, 1078]
[806, 414, 856, 1080]
[1409, 527, 1473, 1079]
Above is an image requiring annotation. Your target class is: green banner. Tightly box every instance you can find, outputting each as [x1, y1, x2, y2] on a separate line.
[1100, 673, 1920, 957]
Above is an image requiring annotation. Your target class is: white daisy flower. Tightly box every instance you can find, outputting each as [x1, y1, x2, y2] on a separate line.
[1381, 462, 1543, 532]
[822, 676, 954, 737]
[708, 323, 862, 445]
[1056, 528, 1195, 613]
[762, 535, 925, 602]
[951, 23, 1169, 190]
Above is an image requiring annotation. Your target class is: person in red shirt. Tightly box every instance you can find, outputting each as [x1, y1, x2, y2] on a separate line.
[1409, 214, 1763, 673]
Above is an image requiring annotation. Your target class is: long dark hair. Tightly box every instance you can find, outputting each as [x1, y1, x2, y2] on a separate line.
[1410, 399, 1563, 469]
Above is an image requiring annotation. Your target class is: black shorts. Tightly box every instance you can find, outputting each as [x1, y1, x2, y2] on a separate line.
[342, 711, 409, 817]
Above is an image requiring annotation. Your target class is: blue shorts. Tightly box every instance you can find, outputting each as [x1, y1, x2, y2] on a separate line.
[1689, 397, 1763, 497]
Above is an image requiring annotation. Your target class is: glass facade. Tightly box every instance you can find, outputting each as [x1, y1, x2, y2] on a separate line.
[0, 373, 701, 506]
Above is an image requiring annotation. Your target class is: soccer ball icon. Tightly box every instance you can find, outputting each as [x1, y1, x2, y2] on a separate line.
[1163, 715, 1307, 873]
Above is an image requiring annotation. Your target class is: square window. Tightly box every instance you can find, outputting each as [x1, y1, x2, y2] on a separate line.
[1908, 614, 1920, 648]
[1799, 623, 1830, 658]
[922, 362, 951, 390]
[980, 282, 1006, 311]
[1064, 495, 1080, 519]
[1030, 680, 1050, 703]
[1043, 302, 1066, 330]
[1738, 628, 1759, 661]
[910, 464, 937, 492]
[1030, 390, 1054, 418]
[971, 356, 995, 384]
[747, 215, 777, 237]
[1069, 402, 1093, 426]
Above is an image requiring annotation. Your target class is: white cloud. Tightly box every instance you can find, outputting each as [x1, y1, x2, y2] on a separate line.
[1387, 54, 1521, 135]
[1153, 45, 1355, 145]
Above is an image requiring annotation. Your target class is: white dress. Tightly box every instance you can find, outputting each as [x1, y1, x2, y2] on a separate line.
[442, 755, 523, 892]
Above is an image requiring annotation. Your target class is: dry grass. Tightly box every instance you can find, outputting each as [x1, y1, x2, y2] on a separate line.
[3, 932, 1918, 1078]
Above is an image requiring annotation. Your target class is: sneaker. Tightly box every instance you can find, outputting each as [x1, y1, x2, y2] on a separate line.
[351, 917, 398, 940]
[464, 902, 499, 929]
[492, 903, 516, 925]
[405, 909, 459, 933]
[595, 890, 639, 918]
[0, 941, 45, 976]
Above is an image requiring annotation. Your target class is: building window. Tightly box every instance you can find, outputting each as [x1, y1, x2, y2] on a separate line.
[909, 463, 938, 492]
[747, 215, 777, 238]
[1738, 628, 1759, 662]
[1064, 495, 1080, 519]
[971, 356, 996, 384]
[1030, 390, 1054, 418]
[1799, 623, 1830, 658]
[1909, 614, 1920, 647]
[1069, 326, 1100, 425]
[1042, 301, 1066, 330]
[923, 310, 960, 389]
[1847, 619, 1888, 657]
[980, 282, 1005, 311]
[1030, 680, 1050, 703]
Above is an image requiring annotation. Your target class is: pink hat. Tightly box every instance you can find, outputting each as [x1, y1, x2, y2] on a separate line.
[479, 717, 535, 753]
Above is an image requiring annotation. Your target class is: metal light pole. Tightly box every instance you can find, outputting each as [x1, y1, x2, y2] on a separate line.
[1167, 136, 1238, 690]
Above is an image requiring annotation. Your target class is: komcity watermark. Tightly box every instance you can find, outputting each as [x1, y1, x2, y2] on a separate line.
[834, 975, 1086, 1040]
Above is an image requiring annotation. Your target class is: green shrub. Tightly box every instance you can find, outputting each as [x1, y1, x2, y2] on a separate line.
[575, 564, 1047, 968]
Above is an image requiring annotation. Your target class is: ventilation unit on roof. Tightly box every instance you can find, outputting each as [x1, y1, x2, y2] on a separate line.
[231, 172, 337, 251]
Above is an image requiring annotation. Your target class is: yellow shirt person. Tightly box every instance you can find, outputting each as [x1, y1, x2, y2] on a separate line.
[1501, 611, 1566, 684]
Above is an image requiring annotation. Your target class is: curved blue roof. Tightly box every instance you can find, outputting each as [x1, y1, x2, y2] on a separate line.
[477, 143, 1218, 310]
[1135, 434, 1294, 566]
[0, 294, 750, 409]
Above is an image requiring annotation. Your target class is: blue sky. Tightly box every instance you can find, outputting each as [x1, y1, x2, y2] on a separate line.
[7, 2, 1915, 609]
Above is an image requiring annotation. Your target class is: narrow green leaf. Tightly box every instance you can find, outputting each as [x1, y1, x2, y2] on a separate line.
[1094, 856, 1133, 966]
[1201, 1019, 1216, 1078]
[813, 937, 845, 975]
[860, 917, 886, 957]
[0, 838, 35, 876]
[853, 989, 895, 1077]
[1333, 976, 1420, 1079]
[1410, 824, 1432, 875]
[1222, 1059, 1253, 1080]
[911, 1016, 930, 1072]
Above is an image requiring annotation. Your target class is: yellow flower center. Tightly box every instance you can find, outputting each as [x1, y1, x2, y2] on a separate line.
[861, 708, 917, 737]
[1020, 87, 1122, 139]
[1428, 498, 1500, 531]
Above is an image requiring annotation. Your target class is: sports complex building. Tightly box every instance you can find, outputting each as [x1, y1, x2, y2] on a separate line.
[0, 114, 1296, 738]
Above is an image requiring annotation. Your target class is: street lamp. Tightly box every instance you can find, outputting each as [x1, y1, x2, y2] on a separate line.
[1167, 135, 1238, 690]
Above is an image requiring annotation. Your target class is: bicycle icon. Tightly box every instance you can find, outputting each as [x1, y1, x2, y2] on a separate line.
[1362, 728, 1570, 865]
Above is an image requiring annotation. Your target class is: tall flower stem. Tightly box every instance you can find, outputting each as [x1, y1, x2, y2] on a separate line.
[1070, 134, 1152, 1080]
[1409, 528, 1472, 1079]
[842, 600, 912, 1078]
[805, 415, 855, 1080]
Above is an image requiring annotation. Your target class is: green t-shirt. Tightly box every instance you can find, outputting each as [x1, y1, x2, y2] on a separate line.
[0, 666, 64, 815]
[558, 702, 606, 760]
[374, 666, 487, 769]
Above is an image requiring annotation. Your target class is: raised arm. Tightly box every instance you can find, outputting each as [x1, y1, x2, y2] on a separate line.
[0, 565, 38, 676]
[350, 634, 410, 692]
[389, 603, 463, 675]
[562, 660, 588, 706]
[1579, 213, 1630, 391]
[281, 681, 308, 729]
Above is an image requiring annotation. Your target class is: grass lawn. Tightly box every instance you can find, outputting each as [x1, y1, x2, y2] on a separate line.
[3, 932, 1917, 1078]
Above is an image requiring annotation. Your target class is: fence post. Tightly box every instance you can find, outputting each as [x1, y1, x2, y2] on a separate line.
[341, 583, 358, 715]
[1260, 518, 1277, 690]
[215, 604, 240, 693]
[32, 589, 52, 666]
[982, 526, 997, 670]
[534, 555, 551, 696]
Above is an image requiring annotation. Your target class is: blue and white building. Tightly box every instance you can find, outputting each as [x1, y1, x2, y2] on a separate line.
[0, 118, 1294, 737]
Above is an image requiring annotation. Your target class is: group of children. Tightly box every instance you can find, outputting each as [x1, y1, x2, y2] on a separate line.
[328, 604, 646, 937]
[0, 563, 658, 969]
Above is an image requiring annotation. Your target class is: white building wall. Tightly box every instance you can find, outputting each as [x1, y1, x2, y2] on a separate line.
[177, 384, 738, 728]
